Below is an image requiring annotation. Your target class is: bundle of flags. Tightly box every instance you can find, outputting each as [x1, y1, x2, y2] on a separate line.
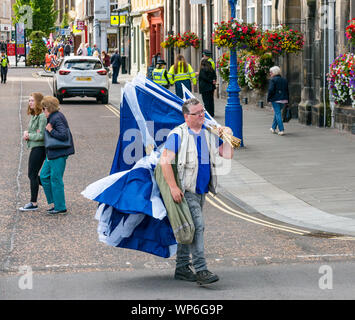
[81, 74, 219, 258]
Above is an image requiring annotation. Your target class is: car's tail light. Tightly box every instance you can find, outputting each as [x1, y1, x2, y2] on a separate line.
[59, 70, 71, 75]
[100, 89, 106, 94]
[97, 69, 107, 75]
[61, 89, 66, 94]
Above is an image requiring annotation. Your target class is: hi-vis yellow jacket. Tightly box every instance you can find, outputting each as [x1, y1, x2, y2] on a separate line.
[152, 68, 170, 86]
[208, 57, 216, 71]
[167, 62, 197, 85]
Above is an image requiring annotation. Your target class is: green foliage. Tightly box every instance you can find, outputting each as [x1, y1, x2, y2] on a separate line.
[27, 31, 48, 66]
[13, 0, 58, 36]
[61, 13, 69, 29]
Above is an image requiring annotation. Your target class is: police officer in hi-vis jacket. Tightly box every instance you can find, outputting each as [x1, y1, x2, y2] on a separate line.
[152, 60, 171, 89]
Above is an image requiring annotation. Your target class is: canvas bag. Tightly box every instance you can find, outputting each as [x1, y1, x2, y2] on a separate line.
[154, 154, 195, 244]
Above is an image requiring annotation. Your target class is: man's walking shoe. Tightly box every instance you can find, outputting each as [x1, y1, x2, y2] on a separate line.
[270, 128, 276, 134]
[47, 209, 67, 216]
[19, 202, 38, 211]
[278, 131, 285, 136]
[174, 265, 197, 282]
[196, 270, 219, 285]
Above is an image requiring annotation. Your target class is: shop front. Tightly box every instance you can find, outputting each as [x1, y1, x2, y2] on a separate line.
[146, 7, 164, 64]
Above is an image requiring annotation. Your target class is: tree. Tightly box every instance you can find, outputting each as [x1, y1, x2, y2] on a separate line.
[27, 31, 48, 66]
[13, 0, 58, 37]
[61, 13, 69, 29]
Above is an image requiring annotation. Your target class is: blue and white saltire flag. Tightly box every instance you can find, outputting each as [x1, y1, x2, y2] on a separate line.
[81, 74, 220, 258]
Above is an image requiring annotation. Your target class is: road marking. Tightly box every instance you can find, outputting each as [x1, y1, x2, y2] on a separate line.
[46, 76, 53, 94]
[209, 193, 311, 234]
[3, 80, 24, 271]
[297, 253, 355, 258]
[206, 195, 308, 235]
[105, 104, 120, 117]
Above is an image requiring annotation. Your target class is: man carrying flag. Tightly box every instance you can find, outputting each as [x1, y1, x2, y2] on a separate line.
[160, 98, 233, 285]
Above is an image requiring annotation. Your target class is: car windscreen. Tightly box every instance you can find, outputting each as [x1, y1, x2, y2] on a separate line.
[63, 60, 102, 70]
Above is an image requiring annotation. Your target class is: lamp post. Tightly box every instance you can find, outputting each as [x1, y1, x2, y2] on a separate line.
[226, 0, 244, 147]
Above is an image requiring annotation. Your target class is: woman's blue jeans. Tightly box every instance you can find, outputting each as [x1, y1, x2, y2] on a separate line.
[175, 79, 191, 99]
[40, 156, 68, 211]
[176, 192, 207, 272]
[271, 102, 285, 132]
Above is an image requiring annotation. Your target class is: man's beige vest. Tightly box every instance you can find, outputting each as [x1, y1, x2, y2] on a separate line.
[167, 123, 219, 195]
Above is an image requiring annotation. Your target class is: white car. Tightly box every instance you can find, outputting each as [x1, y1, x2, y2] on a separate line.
[52, 56, 110, 104]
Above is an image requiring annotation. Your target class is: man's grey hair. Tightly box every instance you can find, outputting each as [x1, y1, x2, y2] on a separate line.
[182, 98, 201, 115]
[269, 66, 281, 76]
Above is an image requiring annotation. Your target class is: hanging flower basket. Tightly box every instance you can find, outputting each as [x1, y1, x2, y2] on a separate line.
[161, 32, 201, 49]
[161, 34, 178, 48]
[327, 53, 355, 107]
[181, 31, 201, 49]
[212, 19, 257, 50]
[346, 18, 355, 48]
[262, 26, 304, 55]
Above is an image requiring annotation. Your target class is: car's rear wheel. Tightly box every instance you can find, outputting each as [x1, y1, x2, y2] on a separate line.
[102, 94, 109, 104]
[97, 94, 108, 104]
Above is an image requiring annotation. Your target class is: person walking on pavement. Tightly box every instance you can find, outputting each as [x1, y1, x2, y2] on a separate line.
[101, 50, 111, 68]
[159, 98, 233, 285]
[64, 42, 71, 56]
[40, 96, 75, 215]
[0, 50, 9, 83]
[267, 66, 289, 136]
[110, 48, 122, 84]
[86, 43, 92, 56]
[202, 49, 215, 71]
[198, 58, 217, 117]
[19, 93, 47, 212]
[167, 54, 197, 99]
[152, 59, 171, 89]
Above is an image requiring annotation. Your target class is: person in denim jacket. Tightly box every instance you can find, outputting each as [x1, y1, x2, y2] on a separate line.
[267, 66, 289, 136]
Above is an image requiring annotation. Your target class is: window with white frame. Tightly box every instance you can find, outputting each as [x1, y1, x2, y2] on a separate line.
[247, 0, 256, 24]
[262, 0, 272, 30]
[235, 0, 241, 21]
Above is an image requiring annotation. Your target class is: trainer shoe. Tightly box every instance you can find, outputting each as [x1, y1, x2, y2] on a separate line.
[47, 209, 67, 216]
[278, 131, 285, 136]
[19, 202, 38, 211]
[270, 128, 276, 134]
[196, 270, 219, 285]
[174, 265, 197, 282]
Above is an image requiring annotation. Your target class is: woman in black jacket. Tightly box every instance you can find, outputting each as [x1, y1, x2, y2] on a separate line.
[267, 66, 289, 136]
[198, 58, 217, 117]
[40, 96, 74, 215]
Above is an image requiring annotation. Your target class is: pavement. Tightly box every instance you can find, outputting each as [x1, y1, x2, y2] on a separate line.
[35, 70, 355, 237]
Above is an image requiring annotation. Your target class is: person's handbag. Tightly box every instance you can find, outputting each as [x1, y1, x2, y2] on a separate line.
[282, 104, 292, 123]
[44, 128, 72, 149]
[154, 158, 195, 244]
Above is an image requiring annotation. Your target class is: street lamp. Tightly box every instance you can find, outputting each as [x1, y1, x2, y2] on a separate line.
[225, 0, 244, 147]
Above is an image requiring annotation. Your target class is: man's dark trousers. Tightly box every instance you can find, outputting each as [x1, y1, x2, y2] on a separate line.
[112, 67, 119, 84]
[1, 66, 7, 83]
